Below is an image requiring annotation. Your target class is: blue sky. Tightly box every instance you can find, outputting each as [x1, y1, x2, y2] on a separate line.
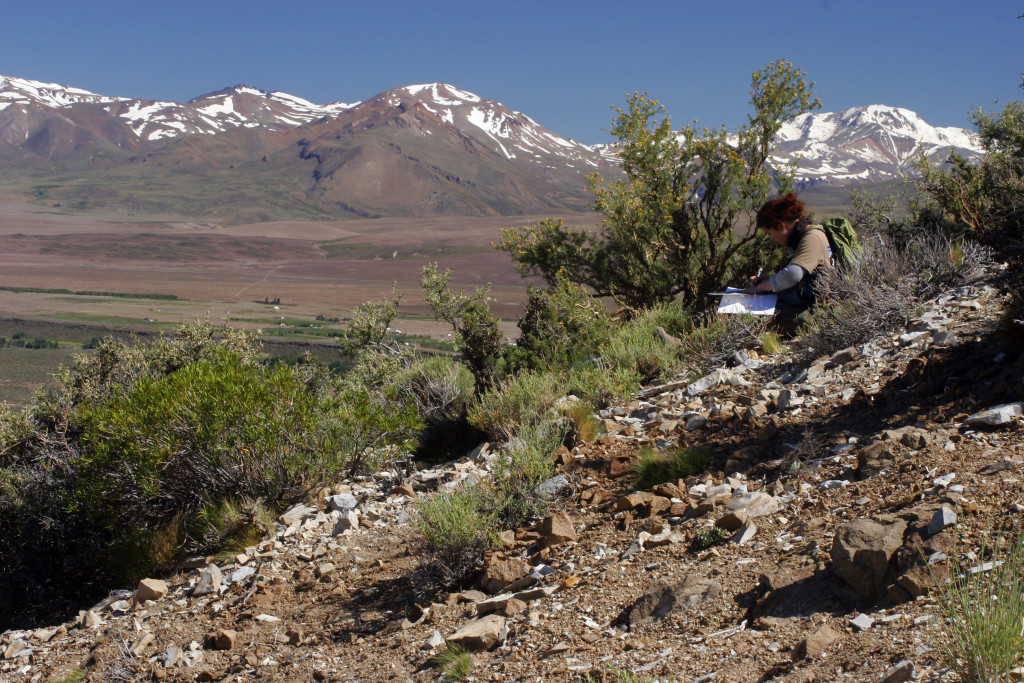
[3, 0, 1021, 144]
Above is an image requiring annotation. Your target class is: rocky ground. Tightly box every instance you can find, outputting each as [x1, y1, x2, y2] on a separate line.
[3, 275, 1023, 683]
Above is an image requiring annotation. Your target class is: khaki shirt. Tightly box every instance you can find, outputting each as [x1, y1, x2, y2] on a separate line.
[789, 226, 832, 274]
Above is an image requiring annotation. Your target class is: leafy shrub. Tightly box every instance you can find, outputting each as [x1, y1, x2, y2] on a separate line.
[693, 526, 730, 550]
[563, 362, 643, 409]
[632, 445, 711, 491]
[399, 355, 475, 428]
[0, 321, 421, 628]
[421, 263, 502, 394]
[414, 485, 497, 587]
[601, 313, 683, 385]
[502, 274, 612, 375]
[933, 532, 1024, 682]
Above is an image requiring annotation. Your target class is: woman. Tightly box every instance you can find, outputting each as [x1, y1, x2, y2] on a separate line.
[745, 193, 832, 335]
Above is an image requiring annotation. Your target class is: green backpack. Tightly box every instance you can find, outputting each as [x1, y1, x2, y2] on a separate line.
[810, 217, 861, 268]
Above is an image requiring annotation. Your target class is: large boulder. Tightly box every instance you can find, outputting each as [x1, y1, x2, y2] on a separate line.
[831, 517, 907, 599]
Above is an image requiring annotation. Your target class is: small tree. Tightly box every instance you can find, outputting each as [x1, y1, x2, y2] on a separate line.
[499, 60, 819, 311]
[420, 263, 502, 393]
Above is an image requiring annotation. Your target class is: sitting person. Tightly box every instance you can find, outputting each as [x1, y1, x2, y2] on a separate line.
[745, 193, 832, 336]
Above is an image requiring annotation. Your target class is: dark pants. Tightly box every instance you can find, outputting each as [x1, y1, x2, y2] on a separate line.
[772, 288, 813, 338]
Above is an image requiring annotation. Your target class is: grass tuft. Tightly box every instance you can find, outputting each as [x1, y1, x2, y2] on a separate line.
[631, 445, 710, 491]
[933, 531, 1024, 682]
[432, 642, 472, 681]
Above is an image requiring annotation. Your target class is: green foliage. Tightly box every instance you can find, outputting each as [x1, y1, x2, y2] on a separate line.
[693, 526, 730, 550]
[601, 311, 684, 385]
[632, 445, 711, 491]
[432, 643, 473, 682]
[499, 60, 819, 310]
[414, 485, 497, 586]
[0, 321, 421, 628]
[759, 331, 785, 355]
[933, 531, 1024, 682]
[490, 419, 565, 528]
[197, 498, 276, 560]
[399, 355, 476, 428]
[916, 81, 1024, 239]
[468, 370, 564, 443]
[421, 263, 503, 394]
[503, 273, 612, 375]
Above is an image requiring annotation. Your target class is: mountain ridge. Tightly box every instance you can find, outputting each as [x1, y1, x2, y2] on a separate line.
[0, 75, 985, 220]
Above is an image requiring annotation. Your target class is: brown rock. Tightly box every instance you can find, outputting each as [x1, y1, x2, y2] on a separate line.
[648, 495, 672, 516]
[791, 624, 840, 661]
[213, 628, 237, 651]
[393, 483, 416, 498]
[609, 456, 634, 478]
[653, 482, 683, 499]
[503, 598, 528, 616]
[716, 511, 747, 531]
[540, 512, 578, 546]
[481, 558, 531, 594]
[831, 517, 907, 599]
[624, 576, 721, 630]
[135, 578, 168, 602]
[614, 492, 652, 512]
[447, 614, 507, 651]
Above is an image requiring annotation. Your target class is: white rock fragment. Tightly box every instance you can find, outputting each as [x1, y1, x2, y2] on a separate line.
[964, 403, 1023, 427]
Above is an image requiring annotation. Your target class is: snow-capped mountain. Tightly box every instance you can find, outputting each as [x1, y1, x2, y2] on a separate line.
[773, 105, 982, 184]
[0, 75, 987, 219]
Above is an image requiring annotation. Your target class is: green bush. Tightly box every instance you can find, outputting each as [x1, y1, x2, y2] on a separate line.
[421, 263, 502, 394]
[468, 370, 564, 443]
[0, 321, 421, 628]
[693, 526, 730, 550]
[602, 312, 683, 385]
[414, 484, 497, 586]
[632, 445, 711, 490]
[490, 419, 566, 528]
[432, 643, 472, 682]
[502, 274, 612, 375]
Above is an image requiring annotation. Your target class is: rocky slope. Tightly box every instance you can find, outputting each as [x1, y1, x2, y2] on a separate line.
[2, 274, 1023, 682]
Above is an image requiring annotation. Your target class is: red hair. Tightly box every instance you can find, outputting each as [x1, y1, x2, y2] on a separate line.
[756, 193, 807, 230]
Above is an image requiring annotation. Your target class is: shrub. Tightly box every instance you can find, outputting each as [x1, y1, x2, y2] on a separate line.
[490, 419, 566, 528]
[0, 321, 421, 628]
[414, 485, 497, 587]
[677, 313, 769, 378]
[795, 238, 918, 359]
[502, 274, 612, 375]
[468, 371, 564, 443]
[564, 362, 642, 409]
[693, 526, 730, 550]
[421, 263, 502, 394]
[601, 313, 683, 385]
[399, 355, 475, 428]
[933, 531, 1024, 682]
[632, 445, 711, 491]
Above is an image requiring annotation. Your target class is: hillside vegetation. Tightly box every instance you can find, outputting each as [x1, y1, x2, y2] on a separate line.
[1, 63, 1023, 681]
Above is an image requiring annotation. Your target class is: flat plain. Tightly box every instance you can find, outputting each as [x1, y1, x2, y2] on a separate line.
[0, 195, 596, 404]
